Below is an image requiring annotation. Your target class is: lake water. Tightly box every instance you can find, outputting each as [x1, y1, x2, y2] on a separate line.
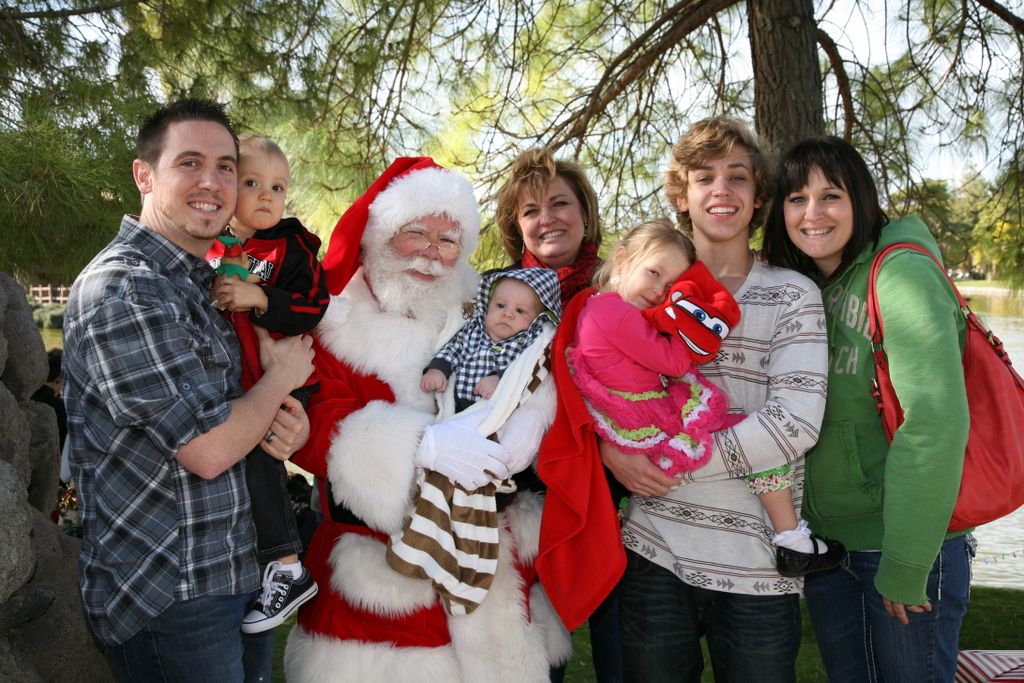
[958, 290, 1024, 589]
[33, 290, 1024, 587]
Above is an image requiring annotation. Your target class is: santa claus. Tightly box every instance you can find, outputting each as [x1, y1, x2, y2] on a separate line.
[285, 158, 570, 682]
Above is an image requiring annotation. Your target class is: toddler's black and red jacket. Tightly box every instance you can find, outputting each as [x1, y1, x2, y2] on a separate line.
[206, 217, 328, 392]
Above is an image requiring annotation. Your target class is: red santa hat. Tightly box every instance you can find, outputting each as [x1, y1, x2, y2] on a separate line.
[321, 157, 481, 295]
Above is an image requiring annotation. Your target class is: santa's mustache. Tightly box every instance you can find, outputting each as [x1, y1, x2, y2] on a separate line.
[405, 256, 449, 277]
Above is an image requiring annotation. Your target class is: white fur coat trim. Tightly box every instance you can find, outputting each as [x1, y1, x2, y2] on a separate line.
[316, 270, 469, 410]
[330, 533, 438, 616]
[503, 485, 544, 564]
[326, 399, 431, 534]
[444, 492, 559, 682]
[313, 492, 566, 681]
[363, 166, 481, 257]
[285, 626, 460, 683]
[532, 582, 573, 667]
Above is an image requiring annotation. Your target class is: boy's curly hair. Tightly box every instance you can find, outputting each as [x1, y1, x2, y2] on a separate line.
[664, 116, 772, 235]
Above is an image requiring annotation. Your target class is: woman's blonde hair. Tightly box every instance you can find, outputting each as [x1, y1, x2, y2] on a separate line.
[593, 218, 696, 291]
[494, 148, 602, 262]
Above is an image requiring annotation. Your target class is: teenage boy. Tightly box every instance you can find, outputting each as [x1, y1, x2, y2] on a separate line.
[603, 117, 829, 683]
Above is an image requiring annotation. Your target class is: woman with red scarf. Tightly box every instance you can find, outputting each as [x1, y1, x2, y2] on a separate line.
[492, 150, 623, 682]
[493, 149, 603, 304]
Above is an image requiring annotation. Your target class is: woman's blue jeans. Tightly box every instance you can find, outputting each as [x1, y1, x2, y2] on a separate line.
[803, 535, 971, 683]
[619, 550, 801, 683]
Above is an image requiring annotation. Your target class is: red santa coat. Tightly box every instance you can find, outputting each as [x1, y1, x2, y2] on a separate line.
[285, 270, 570, 682]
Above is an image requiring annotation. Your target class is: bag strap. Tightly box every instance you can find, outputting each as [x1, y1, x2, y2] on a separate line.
[867, 242, 967, 347]
[868, 242, 1017, 369]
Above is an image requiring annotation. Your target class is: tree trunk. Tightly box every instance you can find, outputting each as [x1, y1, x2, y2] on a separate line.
[748, 0, 823, 157]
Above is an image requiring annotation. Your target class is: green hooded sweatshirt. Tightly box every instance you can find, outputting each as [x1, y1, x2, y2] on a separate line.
[803, 215, 969, 605]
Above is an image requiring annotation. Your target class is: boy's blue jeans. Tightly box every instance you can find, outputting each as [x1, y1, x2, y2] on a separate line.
[619, 550, 801, 683]
[803, 536, 971, 683]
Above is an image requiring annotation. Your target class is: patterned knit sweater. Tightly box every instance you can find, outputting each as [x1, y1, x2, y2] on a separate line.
[621, 259, 828, 595]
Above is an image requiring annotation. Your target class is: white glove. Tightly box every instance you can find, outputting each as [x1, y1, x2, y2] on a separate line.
[497, 405, 547, 476]
[415, 411, 511, 489]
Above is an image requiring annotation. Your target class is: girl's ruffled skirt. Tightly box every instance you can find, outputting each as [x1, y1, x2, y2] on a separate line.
[567, 346, 728, 476]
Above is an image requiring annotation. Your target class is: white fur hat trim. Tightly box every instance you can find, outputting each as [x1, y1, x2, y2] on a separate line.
[362, 166, 480, 257]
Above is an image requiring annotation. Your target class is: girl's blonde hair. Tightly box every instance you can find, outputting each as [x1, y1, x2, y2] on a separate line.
[593, 218, 696, 291]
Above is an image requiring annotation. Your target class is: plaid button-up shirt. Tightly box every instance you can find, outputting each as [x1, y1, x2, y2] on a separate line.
[63, 216, 259, 646]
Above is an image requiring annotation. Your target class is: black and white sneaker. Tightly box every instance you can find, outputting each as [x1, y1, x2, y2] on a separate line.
[241, 561, 318, 634]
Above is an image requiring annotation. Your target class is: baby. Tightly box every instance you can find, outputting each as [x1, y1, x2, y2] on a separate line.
[387, 267, 561, 615]
[422, 272, 556, 406]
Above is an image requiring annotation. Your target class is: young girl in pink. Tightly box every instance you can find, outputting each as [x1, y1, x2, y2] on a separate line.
[568, 219, 843, 575]
[568, 218, 740, 474]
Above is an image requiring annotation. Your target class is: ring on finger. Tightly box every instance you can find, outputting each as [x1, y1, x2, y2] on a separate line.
[265, 431, 277, 444]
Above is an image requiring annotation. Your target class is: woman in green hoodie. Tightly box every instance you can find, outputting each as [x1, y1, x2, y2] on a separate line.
[761, 136, 971, 683]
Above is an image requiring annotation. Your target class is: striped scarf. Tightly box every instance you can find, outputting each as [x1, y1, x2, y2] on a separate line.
[386, 346, 552, 615]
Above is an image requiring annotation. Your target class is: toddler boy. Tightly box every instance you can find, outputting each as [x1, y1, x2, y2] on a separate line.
[206, 134, 329, 633]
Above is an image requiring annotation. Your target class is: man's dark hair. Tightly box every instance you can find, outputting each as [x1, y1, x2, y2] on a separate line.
[46, 347, 62, 383]
[137, 98, 238, 166]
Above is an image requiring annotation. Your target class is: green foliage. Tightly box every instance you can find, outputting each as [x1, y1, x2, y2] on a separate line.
[1, 0, 1022, 283]
[32, 302, 65, 329]
[0, 120, 135, 283]
[973, 161, 1024, 288]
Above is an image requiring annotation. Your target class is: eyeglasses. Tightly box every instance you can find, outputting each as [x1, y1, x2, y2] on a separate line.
[393, 230, 461, 257]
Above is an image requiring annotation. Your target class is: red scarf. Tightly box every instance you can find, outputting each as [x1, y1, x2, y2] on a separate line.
[521, 240, 600, 306]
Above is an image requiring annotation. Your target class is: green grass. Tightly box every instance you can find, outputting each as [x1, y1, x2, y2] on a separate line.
[955, 280, 1012, 291]
[272, 586, 1024, 681]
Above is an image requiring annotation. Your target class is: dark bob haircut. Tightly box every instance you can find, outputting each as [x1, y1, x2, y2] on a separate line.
[762, 136, 889, 280]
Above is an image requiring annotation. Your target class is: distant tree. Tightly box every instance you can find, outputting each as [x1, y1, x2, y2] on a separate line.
[891, 179, 974, 268]
[973, 163, 1024, 285]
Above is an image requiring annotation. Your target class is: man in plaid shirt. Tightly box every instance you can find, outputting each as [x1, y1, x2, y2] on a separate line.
[63, 99, 314, 681]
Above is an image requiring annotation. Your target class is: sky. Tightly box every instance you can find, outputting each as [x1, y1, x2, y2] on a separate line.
[817, 0, 1018, 186]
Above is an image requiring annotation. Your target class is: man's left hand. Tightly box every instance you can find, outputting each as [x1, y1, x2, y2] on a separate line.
[262, 394, 310, 461]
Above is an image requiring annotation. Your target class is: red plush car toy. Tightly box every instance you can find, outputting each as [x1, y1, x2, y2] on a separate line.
[641, 260, 742, 363]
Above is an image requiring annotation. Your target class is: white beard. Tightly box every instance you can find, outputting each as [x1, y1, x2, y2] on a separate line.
[364, 249, 464, 323]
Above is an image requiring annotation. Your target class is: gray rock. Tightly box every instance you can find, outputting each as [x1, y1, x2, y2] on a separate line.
[0, 386, 31, 485]
[0, 584, 53, 630]
[0, 274, 46, 401]
[0, 461, 33, 606]
[5, 514, 116, 682]
[23, 401, 59, 516]
[0, 281, 7, 376]
[0, 637, 45, 683]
